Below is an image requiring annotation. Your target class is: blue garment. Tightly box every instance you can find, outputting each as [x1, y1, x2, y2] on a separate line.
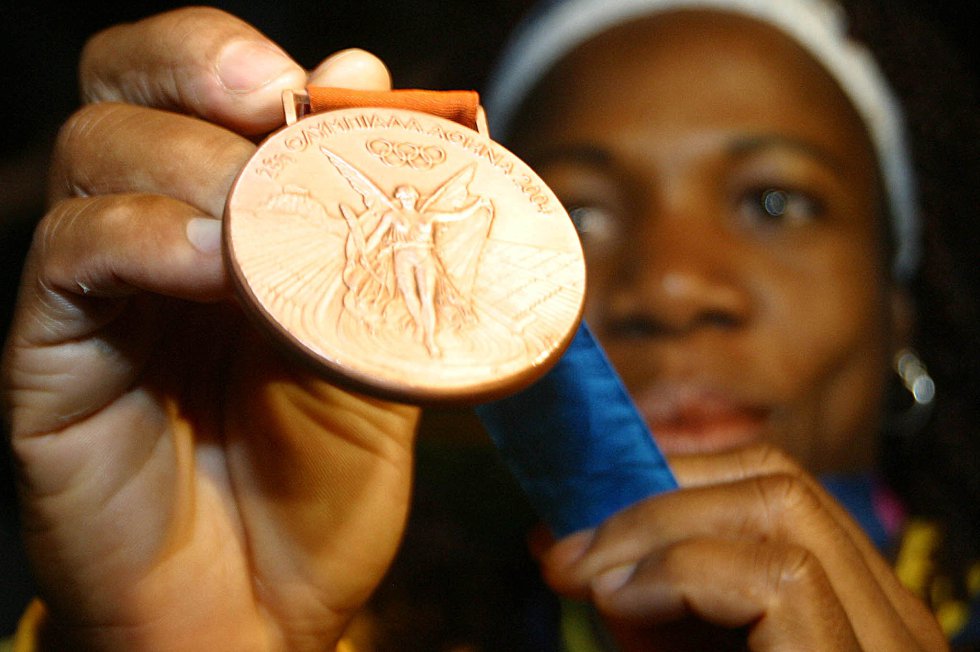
[821, 473, 893, 550]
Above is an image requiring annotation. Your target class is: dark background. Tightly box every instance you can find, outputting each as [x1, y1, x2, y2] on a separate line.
[0, 0, 976, 638]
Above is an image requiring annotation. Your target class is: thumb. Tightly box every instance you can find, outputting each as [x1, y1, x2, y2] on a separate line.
[81, 7, 307, 134]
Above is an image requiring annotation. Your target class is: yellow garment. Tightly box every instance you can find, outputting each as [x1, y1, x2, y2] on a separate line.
[8, 600, 45, 652]
[894, 518, 977, 639]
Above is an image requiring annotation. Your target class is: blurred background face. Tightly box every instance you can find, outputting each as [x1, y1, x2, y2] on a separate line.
[509, 11, 901, 474]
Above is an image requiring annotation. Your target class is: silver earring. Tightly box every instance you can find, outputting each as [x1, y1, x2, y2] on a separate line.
[888, 348, 936, 435]
[895, 349, 936, 406]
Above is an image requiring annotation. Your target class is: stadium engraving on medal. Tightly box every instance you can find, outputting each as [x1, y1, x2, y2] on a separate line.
[224, 106, 585, 403]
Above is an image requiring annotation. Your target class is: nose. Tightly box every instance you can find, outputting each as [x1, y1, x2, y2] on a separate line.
[599, 212, 752, 339]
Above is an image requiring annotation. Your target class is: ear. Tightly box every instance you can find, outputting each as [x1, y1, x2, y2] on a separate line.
[889, 284, 915, 354]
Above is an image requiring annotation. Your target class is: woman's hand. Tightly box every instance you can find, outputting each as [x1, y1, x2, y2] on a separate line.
[537, 445, 948, 651]
[2, 8, 414, 651]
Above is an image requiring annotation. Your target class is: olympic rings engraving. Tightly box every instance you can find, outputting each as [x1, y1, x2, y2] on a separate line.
[367, 139, 448, 169]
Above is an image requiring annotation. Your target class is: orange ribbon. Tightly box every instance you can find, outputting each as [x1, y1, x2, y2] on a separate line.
[306, 87, 480, 131]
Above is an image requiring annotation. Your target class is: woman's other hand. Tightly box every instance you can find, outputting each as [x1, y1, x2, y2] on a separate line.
[537, 445, 948, 652]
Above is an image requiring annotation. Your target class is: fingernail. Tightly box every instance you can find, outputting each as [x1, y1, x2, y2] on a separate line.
[217, 41, 296, 93]
[186, 217, 222, 254]
[592, 564, 636, 595]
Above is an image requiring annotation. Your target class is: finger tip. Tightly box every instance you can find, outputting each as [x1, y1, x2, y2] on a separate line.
[308, 48, 392, 90]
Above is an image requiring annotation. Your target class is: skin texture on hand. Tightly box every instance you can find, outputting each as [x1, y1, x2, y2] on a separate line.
[535, 446, 949, 652]
[2, 8, 414, 651]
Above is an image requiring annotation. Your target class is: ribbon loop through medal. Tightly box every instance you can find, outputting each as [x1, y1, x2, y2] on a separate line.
[224, 88, 585, 404]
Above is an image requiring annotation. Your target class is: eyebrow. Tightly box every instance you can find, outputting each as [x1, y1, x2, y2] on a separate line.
[522, 134, 851, 177]
[726, 134, 847, 173]
[518, 143, 613, 169]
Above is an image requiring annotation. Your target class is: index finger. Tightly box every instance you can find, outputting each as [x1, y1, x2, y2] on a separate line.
[80, 7, 307, 135]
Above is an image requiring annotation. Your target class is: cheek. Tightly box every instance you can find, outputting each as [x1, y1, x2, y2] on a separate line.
[757, 242, 892, 470]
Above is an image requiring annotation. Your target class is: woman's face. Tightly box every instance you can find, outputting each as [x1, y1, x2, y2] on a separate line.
[509, 11, 904, 474]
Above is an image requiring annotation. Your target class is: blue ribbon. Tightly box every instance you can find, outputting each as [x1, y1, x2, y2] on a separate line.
[475, 322, 678, 537]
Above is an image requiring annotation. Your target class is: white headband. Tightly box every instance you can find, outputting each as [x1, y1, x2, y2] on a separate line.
[485, 0, 920, 280]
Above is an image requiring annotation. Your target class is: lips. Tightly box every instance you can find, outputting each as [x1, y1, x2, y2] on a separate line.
[633, 384, 770, 455]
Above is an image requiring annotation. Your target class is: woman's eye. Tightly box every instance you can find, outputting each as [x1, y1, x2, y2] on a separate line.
[738, 187, 825, 226]
[567, 204, 619, 247]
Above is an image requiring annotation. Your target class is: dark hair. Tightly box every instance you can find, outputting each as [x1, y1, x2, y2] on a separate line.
[843, 0, 980, 601]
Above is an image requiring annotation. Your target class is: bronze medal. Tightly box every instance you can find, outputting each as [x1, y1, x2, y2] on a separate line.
[224, 91, 585, 403]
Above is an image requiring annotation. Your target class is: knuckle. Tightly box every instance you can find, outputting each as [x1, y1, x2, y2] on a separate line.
[199, 131, 256, 176]
[79, 7, 245, 105]
[49, 103, 128, 201]
[31, 208, 61, 260]
[163, 5, 238, 27]
[37, 195, 158, 251]
[52, 104, 124, 192]
[102, 194, 171, 225]
[766, 543, 826, 595]
[657, 537, 714, 588]
[741, 443, 804, 477]
[54, 104, 99, 154]
[30, 201, 84, 282]
[52, 107, 90, 172]
[591, 496, 657, 550]
[589, 516, 626, 553]
[157, 7, 249, 56]
[658, 540, 692, 581]
[34, 199, 83, 252]
[78, 27, 121, 103]
[53, 103, 243, 209]
[752, 472, 822, 525]
[33, 195, 172, 283]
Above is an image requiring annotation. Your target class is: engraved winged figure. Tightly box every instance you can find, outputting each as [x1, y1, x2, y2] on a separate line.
[320, 146, 494, 356]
